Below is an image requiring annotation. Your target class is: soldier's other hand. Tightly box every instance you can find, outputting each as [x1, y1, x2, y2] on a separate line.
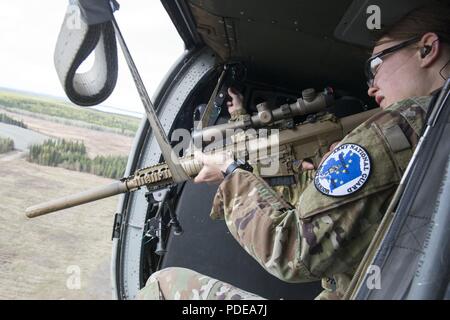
[226, 87, 244, 113]
[193, 151, 234, 184]
[300, 160, 315, 171]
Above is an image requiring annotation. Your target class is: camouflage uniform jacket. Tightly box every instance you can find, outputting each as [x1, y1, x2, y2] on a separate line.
[210, 96, 432, 299]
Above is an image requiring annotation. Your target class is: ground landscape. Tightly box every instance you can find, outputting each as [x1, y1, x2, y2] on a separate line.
[0, 89, 141, 299]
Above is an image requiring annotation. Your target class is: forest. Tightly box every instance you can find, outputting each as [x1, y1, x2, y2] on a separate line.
[0, 92, 139, 136]
[0, 113, 27, 128]
[0, 136, 14, 154]
[28, 139, 128, 179]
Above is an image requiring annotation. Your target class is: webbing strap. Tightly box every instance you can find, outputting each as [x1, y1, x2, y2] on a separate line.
[54, 2, 118, 106]
[383, 124, 412, 173]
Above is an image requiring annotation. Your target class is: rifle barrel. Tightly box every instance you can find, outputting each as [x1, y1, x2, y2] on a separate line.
[25, 181, 128, 218]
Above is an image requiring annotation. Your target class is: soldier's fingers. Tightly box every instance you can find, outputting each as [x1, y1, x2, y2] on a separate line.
[329, 141, 341, 151]
[196, 170, 223, 184]
[228, 87, 238, 98]
[206, 172, 224, 184]
[301, 160, 315, 170]
[229, 88, 244, 103]
[193, 168, 208, 183]
[319, 151, 333, 166]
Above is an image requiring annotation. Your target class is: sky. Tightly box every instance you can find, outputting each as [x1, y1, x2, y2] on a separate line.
[0, 0, 185, 114]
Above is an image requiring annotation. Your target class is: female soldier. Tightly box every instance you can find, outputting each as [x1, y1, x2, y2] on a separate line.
[138, 3, 449, 300]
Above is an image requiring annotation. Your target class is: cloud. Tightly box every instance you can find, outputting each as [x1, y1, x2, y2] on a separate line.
[0, 0, 184, 114]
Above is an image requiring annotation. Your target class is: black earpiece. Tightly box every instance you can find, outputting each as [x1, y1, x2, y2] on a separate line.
[420, 45, 432, 58]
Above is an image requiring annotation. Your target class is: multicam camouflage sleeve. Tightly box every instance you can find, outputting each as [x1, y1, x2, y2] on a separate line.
[209, 96, 431, 299]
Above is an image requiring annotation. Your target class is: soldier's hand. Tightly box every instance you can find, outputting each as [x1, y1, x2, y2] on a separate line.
[227, 87, 244, 113]
[300, 160, 315, 171]
[193, 151, 234, 184]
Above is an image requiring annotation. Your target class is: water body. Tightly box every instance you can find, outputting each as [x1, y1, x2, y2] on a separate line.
[0, 123, 50, 150]
[90, 105, 143, 119]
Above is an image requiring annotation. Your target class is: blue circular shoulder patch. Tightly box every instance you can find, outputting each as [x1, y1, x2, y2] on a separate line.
[314, 143, 371, 197]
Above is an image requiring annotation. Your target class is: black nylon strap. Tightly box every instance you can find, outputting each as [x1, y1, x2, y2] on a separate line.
[77, 0, 119, 25]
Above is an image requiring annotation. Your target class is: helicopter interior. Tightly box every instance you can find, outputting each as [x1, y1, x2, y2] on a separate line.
[121, 0, 431, 299]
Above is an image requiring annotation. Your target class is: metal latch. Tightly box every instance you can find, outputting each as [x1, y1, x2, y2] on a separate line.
[111, 212, 122, 240]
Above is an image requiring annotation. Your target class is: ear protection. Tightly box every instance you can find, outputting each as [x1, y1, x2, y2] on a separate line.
[420, 45, 432, 58]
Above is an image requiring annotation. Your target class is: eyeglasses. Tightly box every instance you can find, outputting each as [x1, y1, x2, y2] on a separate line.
[365, 36, 420, 87]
